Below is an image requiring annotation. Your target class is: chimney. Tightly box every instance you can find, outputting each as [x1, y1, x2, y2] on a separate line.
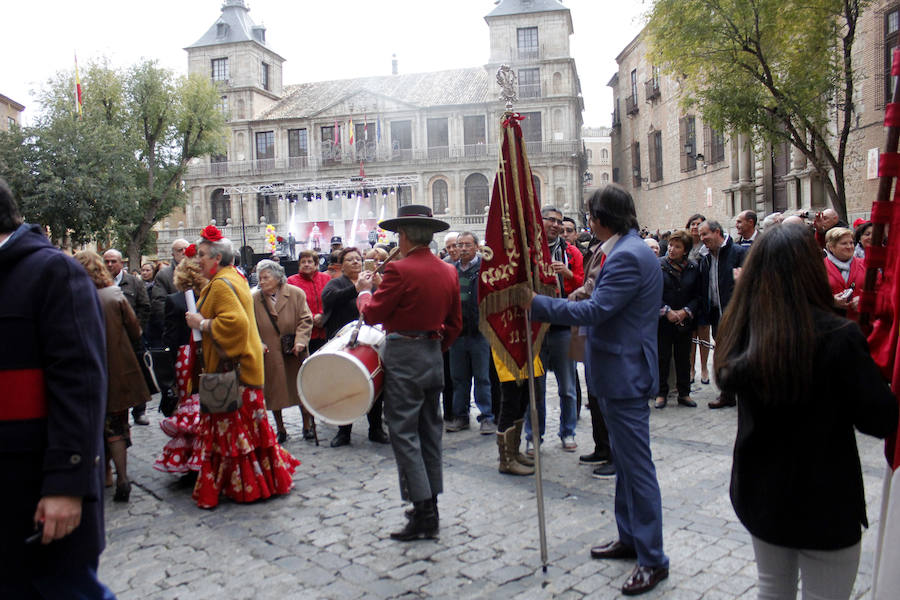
[391, 54, 398, 75]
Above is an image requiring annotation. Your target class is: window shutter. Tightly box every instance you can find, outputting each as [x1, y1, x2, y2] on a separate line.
[679, 118, 687, 172]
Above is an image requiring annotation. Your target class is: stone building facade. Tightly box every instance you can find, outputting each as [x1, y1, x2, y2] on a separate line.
[609, 3, 898, 234]
[156, 0, 584, 256]
[581, 126, 612, 215]
[0, 94, 25, 132]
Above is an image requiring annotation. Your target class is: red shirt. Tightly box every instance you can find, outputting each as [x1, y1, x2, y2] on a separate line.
[563, 242, 585, 296]
[287, 270, 331, 339]
[357, 247, 462, 351]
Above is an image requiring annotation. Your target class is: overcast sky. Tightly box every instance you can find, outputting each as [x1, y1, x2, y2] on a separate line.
[3, 0, 647, 127]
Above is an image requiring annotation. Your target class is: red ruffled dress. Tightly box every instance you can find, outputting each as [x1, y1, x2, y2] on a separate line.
[154, 343, 202, 474]
[156, 341, 301, 508]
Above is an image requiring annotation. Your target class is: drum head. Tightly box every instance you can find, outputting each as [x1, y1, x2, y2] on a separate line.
[297, 351, 375, 426]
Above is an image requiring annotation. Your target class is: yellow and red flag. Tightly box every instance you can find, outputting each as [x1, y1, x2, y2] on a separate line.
[74, 52, 83, 119]
[349, 118, 354, 145]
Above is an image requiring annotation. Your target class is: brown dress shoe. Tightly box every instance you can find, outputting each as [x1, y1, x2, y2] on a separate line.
[590, 539, 638, 559]
[621, 564, 668, 595]
[708, 394, 736, 409]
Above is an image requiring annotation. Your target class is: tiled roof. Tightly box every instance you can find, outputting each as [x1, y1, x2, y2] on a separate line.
[259, 68, 495, 120]
[187, 0, 268, 49]
[486, 0, 569, 18]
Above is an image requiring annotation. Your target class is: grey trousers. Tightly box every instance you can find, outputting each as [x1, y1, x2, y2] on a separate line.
[751, 535, 861, 600]
[382, 336, 444, 503]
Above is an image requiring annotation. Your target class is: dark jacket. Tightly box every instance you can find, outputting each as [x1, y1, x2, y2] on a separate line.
[321, 275, 359, 339]
[728, 310, 898, 550]
[150, 263, 177, 344]
[659, 256, 701, 321]
[698, 237, 747, 326]
[163, 292, 191, 353]
[0, 223, 108, 576]
[455, 254, 482, 336]
[118, 270, 150, 331]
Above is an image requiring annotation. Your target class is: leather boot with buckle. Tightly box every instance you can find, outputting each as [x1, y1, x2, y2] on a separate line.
[512, 419, 534, 466]
[498, 428, 534, 476]
[391, 500, 439, 541]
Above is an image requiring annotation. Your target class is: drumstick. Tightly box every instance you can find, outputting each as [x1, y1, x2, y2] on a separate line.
[348, 246, 402, 346]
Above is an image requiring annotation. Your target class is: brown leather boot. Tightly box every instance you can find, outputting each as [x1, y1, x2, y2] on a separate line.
[498, 427, 534, 476]
[512, 419, 535, 466]
[390, 500, 439, 541]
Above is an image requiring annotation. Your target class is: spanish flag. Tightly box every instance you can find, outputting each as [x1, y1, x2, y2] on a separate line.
[349, 118, 354, 145]
[74, 52, 83, 119]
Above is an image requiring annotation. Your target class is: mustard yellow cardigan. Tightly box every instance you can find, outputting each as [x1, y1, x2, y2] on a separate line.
[197, 266, 264, 387]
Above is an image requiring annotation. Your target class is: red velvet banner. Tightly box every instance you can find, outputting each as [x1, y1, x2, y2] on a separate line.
[478, 114, 558, 373]
[879, 152, 900, 178]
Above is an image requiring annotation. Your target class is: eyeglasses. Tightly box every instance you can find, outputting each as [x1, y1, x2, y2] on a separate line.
[455, 242, 475, 248]
[543, 217, 563, 225]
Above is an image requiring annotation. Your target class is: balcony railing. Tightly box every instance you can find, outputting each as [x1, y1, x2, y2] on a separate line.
[644, 79, 660, 102]
[185, 140, 582, 179]
[625, 94, 639, 116]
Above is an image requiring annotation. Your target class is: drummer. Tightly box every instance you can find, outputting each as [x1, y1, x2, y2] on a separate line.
[355, 205, 462, 541]
[321, 247, 390, 447]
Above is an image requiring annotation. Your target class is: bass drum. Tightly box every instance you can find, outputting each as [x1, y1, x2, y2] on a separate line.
[297, 323, 386, 426]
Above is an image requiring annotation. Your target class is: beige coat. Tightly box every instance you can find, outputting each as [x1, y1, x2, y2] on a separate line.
[253, 283, 313, 410]
[98, 285, 151, 413]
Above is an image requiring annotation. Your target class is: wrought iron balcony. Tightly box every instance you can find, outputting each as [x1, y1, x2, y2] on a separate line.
[644, 79, 661, 102]
[625, 94, 639, 116]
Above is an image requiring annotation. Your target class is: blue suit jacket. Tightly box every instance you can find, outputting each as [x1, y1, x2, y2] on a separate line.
[531, 230, 663, 399]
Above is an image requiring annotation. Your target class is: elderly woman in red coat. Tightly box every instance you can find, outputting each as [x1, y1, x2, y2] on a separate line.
[823, 227, 866, 321]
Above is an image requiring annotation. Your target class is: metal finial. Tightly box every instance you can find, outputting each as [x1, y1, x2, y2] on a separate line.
[497, 65, 517, 111]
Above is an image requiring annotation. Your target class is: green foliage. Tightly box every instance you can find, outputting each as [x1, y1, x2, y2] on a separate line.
[0, 57, 226, 258]
[646, 0, 870, 220]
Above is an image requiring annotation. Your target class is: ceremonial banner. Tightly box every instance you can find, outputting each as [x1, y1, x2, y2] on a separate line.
[478, 113, 557, 374]
[74, 52, 83, 118]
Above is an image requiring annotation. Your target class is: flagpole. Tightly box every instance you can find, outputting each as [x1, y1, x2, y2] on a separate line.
[496, 65, 549, 573]
[524, 310, 549, 572]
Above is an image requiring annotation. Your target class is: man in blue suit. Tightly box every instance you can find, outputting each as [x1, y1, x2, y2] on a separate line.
[526, 184, 668, 596]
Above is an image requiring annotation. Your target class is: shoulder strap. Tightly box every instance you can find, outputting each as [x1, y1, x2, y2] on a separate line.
[260, 292, 281, 335]
[200, 276, 243, 361]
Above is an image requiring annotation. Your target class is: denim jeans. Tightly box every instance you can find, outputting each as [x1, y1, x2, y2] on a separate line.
[525, 326, 577, 440]
[449, 333, 494, 423]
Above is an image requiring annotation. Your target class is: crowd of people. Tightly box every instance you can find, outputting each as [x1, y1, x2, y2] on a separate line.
[2, 167, 898, 598]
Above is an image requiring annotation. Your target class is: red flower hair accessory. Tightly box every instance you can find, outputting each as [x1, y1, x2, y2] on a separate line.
[184, 243, 197, 258]
[201, 225, 223, 242]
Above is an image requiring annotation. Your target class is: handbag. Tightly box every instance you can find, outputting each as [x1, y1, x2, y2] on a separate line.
[197, 278, 244, 414]
[261, 293, 296, 355]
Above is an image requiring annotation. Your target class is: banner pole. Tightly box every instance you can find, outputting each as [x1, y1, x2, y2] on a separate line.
[525, 310, 549, 573]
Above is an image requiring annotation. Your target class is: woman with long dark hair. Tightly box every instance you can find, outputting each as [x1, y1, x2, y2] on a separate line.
[714, 223, 898, 599]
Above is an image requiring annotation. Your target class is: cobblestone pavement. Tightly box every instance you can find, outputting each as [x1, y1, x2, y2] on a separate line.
[99, 363, 889, 599]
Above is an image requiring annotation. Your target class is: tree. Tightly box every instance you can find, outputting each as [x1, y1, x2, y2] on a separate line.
[0, 58, 226, 261]
[646, 0, 870, 222]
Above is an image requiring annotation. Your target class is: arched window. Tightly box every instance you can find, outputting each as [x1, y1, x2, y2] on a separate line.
[465, 173, 490, 215]
[531, 174, 542, 203]
[210, 188, 230, 225]
[553, 71, 563, 94]
[601, 148, 609, 161]
[601, 172, 610, 182]
[432, 180, 449, 214]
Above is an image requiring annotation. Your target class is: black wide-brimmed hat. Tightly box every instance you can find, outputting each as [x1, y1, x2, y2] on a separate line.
[379, 204, 449, 233]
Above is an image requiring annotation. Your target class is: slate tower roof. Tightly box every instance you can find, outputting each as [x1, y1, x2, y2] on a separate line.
[485, 0, 569, 18]
[187, 0, 270, 49]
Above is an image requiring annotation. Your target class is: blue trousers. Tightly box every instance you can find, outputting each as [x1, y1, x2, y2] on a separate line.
[449, 333, 494, 423]
[525, 327, 577, 440]
[601, 395, 668, 569]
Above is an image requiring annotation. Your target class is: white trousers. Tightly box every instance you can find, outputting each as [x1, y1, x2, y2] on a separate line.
[751, 535, 861, 600]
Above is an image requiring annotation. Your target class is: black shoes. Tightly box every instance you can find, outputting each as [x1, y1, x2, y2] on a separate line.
[592, 462, 616, 479]
[579, 450, 610, 465]
[590, 539, 637, 559]
[302, 428, 316, 441]
[276, 430, 288, 444]
[391, 499, 439, 541]
[113, 480, 131, 503]
[133, 413, 150, 426]
[368, 428, 390, 444]
[330, 429, 351, 447]
[677, 396, 697, 408]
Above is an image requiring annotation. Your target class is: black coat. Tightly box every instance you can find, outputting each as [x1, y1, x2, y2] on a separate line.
[698, 237, 747, 326]
[118, 270, 150, 331]
[728, 310, 898, 550]
[0, 224, 108, 576]
[321, 275, 359, 339]
[659, 257, 701, 321]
